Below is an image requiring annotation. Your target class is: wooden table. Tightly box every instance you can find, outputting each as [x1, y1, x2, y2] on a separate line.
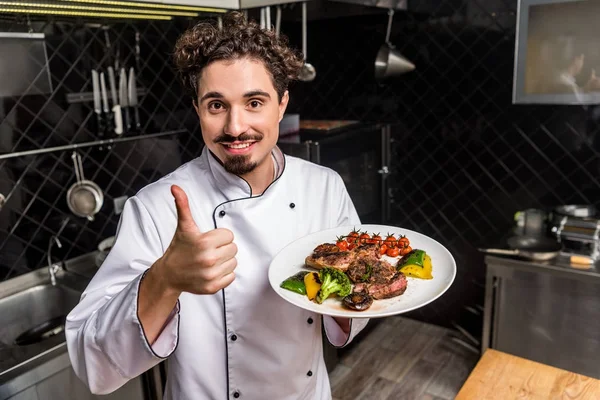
[456, 349, 600, 399]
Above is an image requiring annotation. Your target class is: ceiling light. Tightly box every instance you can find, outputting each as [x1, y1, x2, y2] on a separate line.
[0, 7, 172, 18]
[62, 0, 227, 12]
[0, 1, 197, 15]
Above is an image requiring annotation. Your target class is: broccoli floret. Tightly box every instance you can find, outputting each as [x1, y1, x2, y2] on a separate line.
[316, 267, 352, 304]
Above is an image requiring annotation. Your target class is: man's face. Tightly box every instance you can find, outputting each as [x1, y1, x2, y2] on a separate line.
[194, 57, 289, 176]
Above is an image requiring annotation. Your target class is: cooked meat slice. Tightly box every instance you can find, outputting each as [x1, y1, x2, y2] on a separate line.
[305, 250, 354, 272]
[312, 243, 340, 257]
[353, 272, 408, 300]
[352, 243, 380, 260]
[347, 258, 396, 284]
[370, 259, 396, 283]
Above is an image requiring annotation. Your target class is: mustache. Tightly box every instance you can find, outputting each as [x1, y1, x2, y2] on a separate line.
[214, 132, 263, 143]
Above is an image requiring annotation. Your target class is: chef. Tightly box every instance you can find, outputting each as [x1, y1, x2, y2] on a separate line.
[65, 11, 369, 400]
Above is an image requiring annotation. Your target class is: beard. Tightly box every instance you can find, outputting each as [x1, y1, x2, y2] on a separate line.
[222, 155, 258, 175]
[215, 132, 263, 176]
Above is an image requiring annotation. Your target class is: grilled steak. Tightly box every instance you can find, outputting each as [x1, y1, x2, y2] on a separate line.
[305, 243, 354, 271]
[353, 272, 408, 300]
[352, 244, 381, 260]
[347, 258, 395, 284]
[305, 242, 384, 274]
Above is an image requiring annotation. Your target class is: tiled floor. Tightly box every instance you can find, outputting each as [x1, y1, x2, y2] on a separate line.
[330, 316, 480, 400]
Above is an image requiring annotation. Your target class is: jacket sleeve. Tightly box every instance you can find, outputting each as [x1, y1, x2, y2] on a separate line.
[65, 196, 179, 395]
[323, 172, 370, 347]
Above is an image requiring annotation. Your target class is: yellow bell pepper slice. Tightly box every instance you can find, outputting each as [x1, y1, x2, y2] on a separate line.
[304, 272, 322, 301]
[400, 254, 433, 279]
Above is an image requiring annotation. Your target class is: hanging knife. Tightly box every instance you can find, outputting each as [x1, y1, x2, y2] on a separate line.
[108, 67, 123, 136]
[91, 70, 104, 138]
[128, 67, 141, 132]
[119, 67, 130, 133]
[100, 72, 112, 136]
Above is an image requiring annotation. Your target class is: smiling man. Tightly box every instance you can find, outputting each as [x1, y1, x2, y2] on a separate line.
[65, 11, 368, 400]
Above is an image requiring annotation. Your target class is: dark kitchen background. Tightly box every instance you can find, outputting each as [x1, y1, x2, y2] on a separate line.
[1, 0, 599, 343]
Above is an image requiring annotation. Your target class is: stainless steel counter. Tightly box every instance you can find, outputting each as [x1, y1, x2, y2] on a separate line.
[0, 252, 158, 400]
[482, 254, 600, 379]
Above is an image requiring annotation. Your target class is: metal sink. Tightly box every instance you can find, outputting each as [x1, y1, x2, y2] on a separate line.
[0, 283, 81, 347]
[0, 265, 90, 381]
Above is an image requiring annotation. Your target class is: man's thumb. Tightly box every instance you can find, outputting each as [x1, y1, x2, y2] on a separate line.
[171, 185, 199, 232]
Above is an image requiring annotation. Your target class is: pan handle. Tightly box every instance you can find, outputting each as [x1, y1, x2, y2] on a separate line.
[478, 248, 519, 256]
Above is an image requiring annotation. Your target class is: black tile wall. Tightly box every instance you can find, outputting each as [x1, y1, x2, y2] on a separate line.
[0, 17, 206, 281]
[283, 0, 600, 331]
[2, 0, 600, 339]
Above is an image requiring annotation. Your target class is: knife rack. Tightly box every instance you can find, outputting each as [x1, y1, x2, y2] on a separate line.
[66, 87, 147, 104]
[0, 129, 187, 161]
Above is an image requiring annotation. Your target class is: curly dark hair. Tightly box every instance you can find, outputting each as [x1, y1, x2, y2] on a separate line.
[173, 11, 304, 102]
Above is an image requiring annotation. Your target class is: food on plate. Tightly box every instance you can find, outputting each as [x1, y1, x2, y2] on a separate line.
[353, 272, 408, 300]
[305, 242, 380, 272]
[397, 249, 433, 280]
[315, 267, 352, 304]
[280, 271, 309, 295]
[343, 292, 374, 311]
[346, 258, 395, 284]
[304, 272, 321, 301]
[279, 229, 434, 312]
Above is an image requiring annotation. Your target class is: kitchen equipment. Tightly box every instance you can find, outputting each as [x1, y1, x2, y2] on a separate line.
[298, 2, 316, 82]
[374, 9, 415, 80]
[128, 67, 141, 131]
[482, 255, 600, 381]
[119, 67, 130, 133]
[0, 32, 53, 97]
[107, 66, 124, 136]
[66, 152, 104, 221]
[552, 215, 600, 261]
[277, 122, 392, 223]
[91, 69, 104, 138]
[479, 235, 562, 261]
[99, 72, 112, 149]
[275, 5, 282, 37]
[513, 208, 548, 236]
[95, 236, 116, 268]
[554, 204, 597, 218]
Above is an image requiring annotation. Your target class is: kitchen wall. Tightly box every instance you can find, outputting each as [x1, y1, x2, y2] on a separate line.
[0, 18, 204, 281]
[284, 0, 600, 332]
[2, 0, 599, 339]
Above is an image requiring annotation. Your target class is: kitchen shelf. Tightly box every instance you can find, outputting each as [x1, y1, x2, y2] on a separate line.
[0, 129, 187, 160]
[66, 87, 147, 104]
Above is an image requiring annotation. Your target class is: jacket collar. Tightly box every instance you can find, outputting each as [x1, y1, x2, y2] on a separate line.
[202, 145, 285, 200]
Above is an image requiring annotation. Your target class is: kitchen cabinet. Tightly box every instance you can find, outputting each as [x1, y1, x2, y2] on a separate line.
[3, 352, 146, 400]
[482, 255, 600, 380]
[6, 387, 37, 400]
[34, 366, 144, 400]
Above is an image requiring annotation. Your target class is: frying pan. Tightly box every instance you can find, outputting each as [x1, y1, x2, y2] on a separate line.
[479, 235, 563, 261]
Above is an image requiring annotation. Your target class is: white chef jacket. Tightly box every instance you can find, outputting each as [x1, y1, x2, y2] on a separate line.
[65, 145, 369, 400]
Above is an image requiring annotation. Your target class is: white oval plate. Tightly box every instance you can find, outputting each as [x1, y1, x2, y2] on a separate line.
[268, 224, 456, 319]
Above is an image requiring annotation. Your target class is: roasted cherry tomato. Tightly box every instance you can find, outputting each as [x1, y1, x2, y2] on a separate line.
[346, 229, 359, 244]
[369, 233, 382, 245]
[348, 242, 357, 250]
[379, 244, 388, 255]
[386, 247, 400, 257]
[336, 236, 349, 251]
[359, 232, 371, 244]
[398, 236, 410, 248]
[400, 245, 413, 256]
[384, 234, 397, 248]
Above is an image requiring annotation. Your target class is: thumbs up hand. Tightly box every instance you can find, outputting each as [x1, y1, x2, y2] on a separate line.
[156, 185, 237, 295]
